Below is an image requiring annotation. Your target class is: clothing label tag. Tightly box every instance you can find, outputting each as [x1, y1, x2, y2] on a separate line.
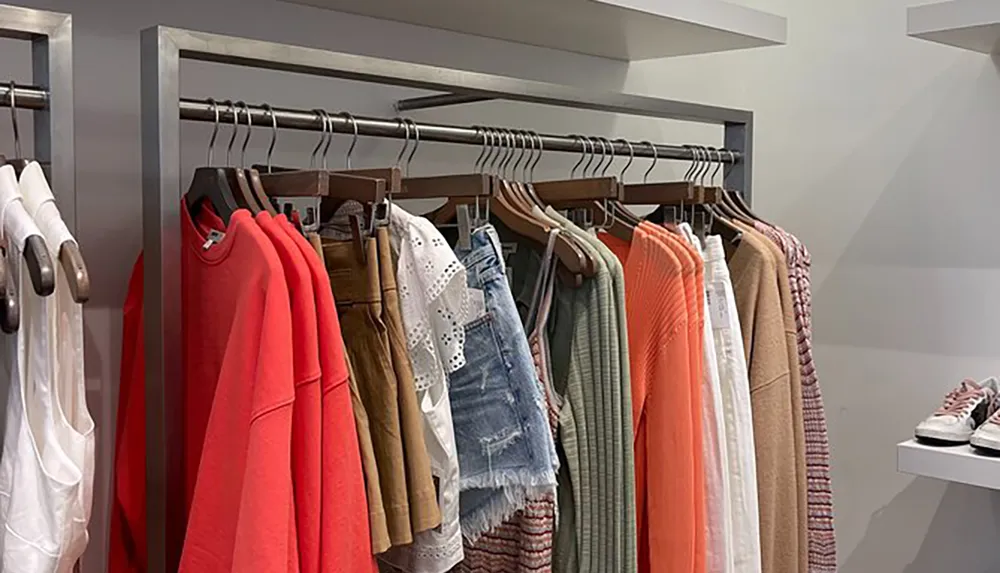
[202, 230, 225, 251]
[708, 282, 731, 329]
[457, 205, 472, 251]
[466, 288, 487, 322]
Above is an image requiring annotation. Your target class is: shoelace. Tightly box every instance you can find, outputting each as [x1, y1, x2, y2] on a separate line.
[935, 380, 986, 416]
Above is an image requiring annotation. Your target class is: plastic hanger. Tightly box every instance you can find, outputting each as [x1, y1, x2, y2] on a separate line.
[19, 161, 90, 303]
[0, 84, 53, 299]
[0, 165, 54, 297]
[184, 98, 239, 225]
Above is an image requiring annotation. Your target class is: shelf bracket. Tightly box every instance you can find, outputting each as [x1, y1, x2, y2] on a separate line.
[395, 93, 493, 112]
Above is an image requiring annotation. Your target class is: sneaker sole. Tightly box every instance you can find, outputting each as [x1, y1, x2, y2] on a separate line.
[914, 427, 972, 444]
[970, 432, 1000, 453]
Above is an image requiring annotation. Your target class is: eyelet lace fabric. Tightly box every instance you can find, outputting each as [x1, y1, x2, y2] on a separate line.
[389, 210, 470, 391]
[379, 206, 469, 572]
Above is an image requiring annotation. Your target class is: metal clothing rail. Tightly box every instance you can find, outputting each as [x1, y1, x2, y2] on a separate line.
[179, 98, 744, 164]
[0, 7, 73, 228]
[141, 25, 755, 573]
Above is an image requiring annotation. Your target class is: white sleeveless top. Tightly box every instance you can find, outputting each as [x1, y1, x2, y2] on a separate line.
[20, 161, 95, 572]
[0, 163, 83, 573]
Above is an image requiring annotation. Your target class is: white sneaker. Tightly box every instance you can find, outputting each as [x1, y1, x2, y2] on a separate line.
[971, 405, 1000, 452]
[915, 378, 999, 444]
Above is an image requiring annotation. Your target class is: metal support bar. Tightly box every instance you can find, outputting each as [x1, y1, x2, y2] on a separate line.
[0, 84, 49, 110]
[724, 118, 753, 202]
[395, 93, 494, 112]
[143, 25, 756, 572]
[180, 99, 742, 164]
[0, 6, 73, 230]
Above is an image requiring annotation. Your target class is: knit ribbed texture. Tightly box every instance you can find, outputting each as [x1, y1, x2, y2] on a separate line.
[546, 209, 636, 573]
[727, 230, 803, 573]
[753, 222, 836, 572]
[600, 223, 701, 573]
[738, 223, 808, 573]
[646, 225, 707, 573]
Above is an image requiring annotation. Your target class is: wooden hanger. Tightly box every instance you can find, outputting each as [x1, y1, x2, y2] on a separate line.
[232, 102, 276, 215]
[421, 127, 588, 285]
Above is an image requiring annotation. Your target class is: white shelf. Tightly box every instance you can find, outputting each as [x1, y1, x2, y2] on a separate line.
[283, 0, 787, 61]
[908, 0, 1000, 54]
[897, 439, 1000, 490]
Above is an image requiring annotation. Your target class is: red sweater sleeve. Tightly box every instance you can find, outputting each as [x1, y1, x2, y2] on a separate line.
[180, 271, 297, 573]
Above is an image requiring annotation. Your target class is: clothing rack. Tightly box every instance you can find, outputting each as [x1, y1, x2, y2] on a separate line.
[0, 6, 74, 228]
[178, 98, 744, 165]
[140, 25, 756, 573]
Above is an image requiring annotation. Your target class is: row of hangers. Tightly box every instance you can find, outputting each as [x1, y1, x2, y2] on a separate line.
[183, 99, 769, 288]
[0, 82, 89, 334]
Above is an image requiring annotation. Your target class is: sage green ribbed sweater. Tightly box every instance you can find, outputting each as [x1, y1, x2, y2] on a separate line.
[545, 210, 637, 573]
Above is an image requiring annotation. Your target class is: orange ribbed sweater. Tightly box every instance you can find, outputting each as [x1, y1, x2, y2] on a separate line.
[600, 222, 706, 573]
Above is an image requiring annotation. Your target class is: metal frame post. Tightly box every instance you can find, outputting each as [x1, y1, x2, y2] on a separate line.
[724, 118, 754, 203]
[0, 4, 73, 229]
[141, 25, 755, 572]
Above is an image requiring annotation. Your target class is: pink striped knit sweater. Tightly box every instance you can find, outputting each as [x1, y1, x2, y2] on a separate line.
[755, 222, 836, 572]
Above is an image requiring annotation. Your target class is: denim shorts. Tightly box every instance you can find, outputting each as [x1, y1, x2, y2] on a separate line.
[448, 225, 558, 540]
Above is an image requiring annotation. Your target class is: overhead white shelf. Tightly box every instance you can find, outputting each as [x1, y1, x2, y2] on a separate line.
[908, 0, 1000, 54]
[897, 439, 1000, 490]
[282, 0, 787, 61]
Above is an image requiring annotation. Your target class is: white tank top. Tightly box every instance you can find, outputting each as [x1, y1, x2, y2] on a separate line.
[20, 162, 95, 572]
[0, 163, 90, 573]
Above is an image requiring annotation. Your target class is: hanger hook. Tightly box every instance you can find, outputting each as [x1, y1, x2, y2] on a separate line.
[472, 125, 486, 173]
[263, 103, 277, 173]
[581, 136, 596, 177]
[338, 111, 358, 169]
[404, 118, 420, 177]
[530, 131, 543, 183]
[517, 130, 530, 182]
[496, 129, 510, 178]
[237, 101, 252, 169]
[699, 145, 714, 186]
[641, 141, 657, 184]
[394, 117, 411, 170]
[7, 81, 20, 160]
[725, 149, 736, 190]
[709, 146, 723, 186]
[319, 109, 335, 169]
[309, 108, 326, 169]
[478, 127, 489, 174]
[225, 100, 239, 166]
[570, 135, 586, 178]
[484, 128, 499, 175]
[206, 98, 220, 165]
[599, 137, 615, 177]
[526, 130, 539, 182]
[682, 145, 697, 182]
[616, 138, 634, 180]
[588, 137, 600, 178]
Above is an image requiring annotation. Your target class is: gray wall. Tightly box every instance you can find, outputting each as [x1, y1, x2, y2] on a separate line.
[1, 0, 996, 571]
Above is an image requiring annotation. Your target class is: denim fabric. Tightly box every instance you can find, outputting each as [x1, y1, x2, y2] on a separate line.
[448, 225, 558, 540]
